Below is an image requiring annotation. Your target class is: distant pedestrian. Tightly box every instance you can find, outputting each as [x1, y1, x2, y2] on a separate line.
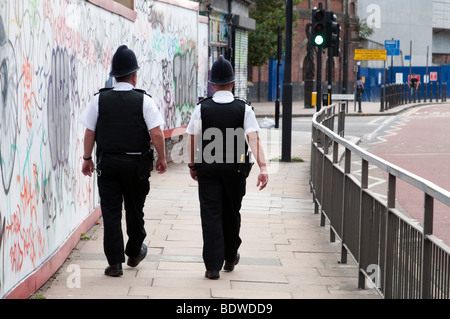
[410, 74, 419, 101]
[186, 56, 269, 279]
[355, 77, 365, 113]
[410, 74, 418, 91]
[79, 45, 167, 277]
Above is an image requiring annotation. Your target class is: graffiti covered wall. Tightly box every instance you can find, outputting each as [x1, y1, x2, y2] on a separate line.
[0, 0, 202, 298]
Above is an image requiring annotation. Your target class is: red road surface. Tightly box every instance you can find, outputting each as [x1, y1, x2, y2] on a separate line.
[369, 104, 450, 246]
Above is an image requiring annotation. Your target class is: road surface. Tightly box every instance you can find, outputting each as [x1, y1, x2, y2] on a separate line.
[362, 104, 450, 246]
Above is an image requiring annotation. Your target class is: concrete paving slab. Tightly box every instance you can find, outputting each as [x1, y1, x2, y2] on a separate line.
[35, 103, 390, 301]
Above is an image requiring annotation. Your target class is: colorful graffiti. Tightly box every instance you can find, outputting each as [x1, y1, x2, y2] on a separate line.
[0, 0, 203, 298]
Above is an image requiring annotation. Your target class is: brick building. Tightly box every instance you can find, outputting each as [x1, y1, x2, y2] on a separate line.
[248, 0, 361, 103]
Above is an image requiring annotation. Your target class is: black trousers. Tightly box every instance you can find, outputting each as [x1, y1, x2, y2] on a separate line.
[197, 163, 246, 271]
[97, 155, 149, 265]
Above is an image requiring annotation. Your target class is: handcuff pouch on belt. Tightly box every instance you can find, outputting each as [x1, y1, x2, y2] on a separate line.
[138, 149, 154, 179]
[237, 151, 254, 178]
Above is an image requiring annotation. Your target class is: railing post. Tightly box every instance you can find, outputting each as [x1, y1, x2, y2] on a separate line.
[422, 194, 434, 299]
[310, 126, 316, 194]
[383, 173, 396, 299]
[338, 102, 346, 137]
[358, 159, 369, 289]
[319, 133, 329, 227]
[340, 148, 352, 264]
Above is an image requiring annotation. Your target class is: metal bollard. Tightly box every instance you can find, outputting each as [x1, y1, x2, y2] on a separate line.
[394, 84, 398, 107]
[400, 83, 406, 105]
[442, 82, 447, 102]
[405, 83, 408, 104]
[408, 83, 411, 103]
[385, 84, 391, 110]
[430, 82, 433, 102]
[424, 82, 427, 102]
[418, 83, 421, 103]
[396, 84, 400, 107]
[436, 82, 439, 102]
[443, 83, 446, 102]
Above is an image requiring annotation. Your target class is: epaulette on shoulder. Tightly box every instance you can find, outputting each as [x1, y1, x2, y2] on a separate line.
[235, 97, 254, 111]
[198, 96, 212, 105]
[235, 97, 252, 106]
[134, 88, 152, 98]
[94, 87, 113, 96]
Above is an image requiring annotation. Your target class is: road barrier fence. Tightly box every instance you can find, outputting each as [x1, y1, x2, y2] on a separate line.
[310, 103, 450, 299]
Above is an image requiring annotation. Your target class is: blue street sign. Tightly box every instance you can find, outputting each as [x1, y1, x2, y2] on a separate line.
[385, 40, 400, 56]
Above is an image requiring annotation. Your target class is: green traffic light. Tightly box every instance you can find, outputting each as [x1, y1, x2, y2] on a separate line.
[314, 35, 324, 46]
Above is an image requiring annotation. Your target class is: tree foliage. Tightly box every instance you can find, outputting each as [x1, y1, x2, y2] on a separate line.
[358, 21, 375, 39]
[248, 0, 302, 67]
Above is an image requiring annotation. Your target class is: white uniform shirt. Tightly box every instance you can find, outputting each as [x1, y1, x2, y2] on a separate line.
[186, 91, 260, 135]
[78, 82, 165, 132]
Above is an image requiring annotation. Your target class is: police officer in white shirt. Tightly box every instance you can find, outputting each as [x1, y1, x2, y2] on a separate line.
[186, 55, 269, 279]
[79, 45, 167, 277]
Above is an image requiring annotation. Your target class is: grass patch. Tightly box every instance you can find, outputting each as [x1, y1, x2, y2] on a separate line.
[270, 157, 304, 163]
[81, 232, 92, 240]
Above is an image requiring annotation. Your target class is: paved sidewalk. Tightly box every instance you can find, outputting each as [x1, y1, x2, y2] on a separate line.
[36, 117, 382, 299]
[252, 99, 421, 118]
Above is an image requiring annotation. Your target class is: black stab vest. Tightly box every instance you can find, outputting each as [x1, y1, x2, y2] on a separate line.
[200, 97, 249, 164]
[96, 89, 150, 153]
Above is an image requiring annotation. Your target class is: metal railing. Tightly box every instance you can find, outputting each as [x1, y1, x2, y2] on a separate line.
[381, 82, 447, 111]
[310, 103, 450, 299]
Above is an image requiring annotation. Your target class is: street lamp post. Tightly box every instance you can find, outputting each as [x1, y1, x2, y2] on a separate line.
[282, 0, 293, 162]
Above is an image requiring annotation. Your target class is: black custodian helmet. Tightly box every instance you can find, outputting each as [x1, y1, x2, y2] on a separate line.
[209, 55, 235, 85]
[110, 45, 140, 77]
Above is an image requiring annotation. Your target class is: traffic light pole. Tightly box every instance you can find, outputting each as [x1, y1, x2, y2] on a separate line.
[316, 47, 322, 112]
[327, 45, 333, 106]
[312, 3, 325, 112]
[282, 0, 293, 162]
[311, 5, 340, 111]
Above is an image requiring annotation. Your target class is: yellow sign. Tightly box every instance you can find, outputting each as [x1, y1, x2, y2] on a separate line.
[354, 49, 387, 61]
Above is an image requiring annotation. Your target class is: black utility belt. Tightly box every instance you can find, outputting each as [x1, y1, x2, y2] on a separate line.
[197, 161, 254, 178]
[102, 152, 141, 157]
[99, 150, 154, 179]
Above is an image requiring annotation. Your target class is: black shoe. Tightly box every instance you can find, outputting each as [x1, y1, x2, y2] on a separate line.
[127, 244, 147, 267]
[205, 270, 220, 280]
[105, 264, 123, 277]
[223, 252, 240, 271]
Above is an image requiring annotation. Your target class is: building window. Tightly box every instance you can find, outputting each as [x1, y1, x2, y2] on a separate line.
[86, 0, 137, 21]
